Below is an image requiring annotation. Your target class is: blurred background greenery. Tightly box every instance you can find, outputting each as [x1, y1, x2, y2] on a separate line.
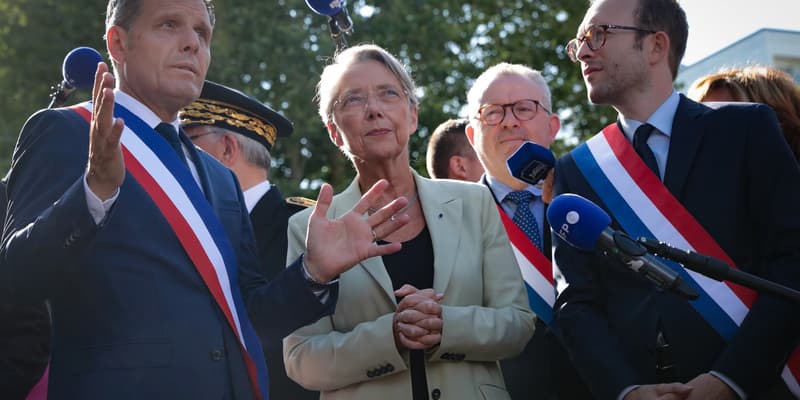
[0, 0, 616, 196]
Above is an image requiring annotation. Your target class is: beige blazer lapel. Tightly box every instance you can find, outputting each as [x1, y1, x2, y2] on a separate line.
[413, 172, 462, 295]
[335, 179, 397, 305]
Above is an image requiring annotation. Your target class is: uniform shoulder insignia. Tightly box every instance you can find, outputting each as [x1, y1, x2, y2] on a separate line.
[285, 196, 316, 214]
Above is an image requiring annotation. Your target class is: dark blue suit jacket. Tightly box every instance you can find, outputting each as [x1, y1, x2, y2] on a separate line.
[0, 107, 335, 399]
[552, 96, 800, 399]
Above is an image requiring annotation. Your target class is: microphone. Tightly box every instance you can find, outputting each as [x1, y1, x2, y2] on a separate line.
[638, 237, 800, 304]
[547, 193, 699, 300]
[306, 0, 353, 51]
[49, 47, 103, 108]
[507, 141, 555, 185]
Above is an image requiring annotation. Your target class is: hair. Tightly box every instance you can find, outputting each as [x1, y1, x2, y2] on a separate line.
[466, 63, 552, 121]
[426, 119, 474, 179]
[230, 133, 272, 172]
[105, 0, 216, 31]
[688, 66, 800, 161]
[630, 0, 688, 80]
[316, 44, 419, 124]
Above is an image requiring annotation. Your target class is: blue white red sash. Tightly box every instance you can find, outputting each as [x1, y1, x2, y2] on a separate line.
[570, 123, 799, 396]
[496, 204, 555, 325]
[71, 102, 268, 399]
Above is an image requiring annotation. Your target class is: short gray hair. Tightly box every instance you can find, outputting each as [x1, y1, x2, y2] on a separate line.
[232, 133, 271, 172]
[466, 63, 552, 120]
[316, 44, 418, 124]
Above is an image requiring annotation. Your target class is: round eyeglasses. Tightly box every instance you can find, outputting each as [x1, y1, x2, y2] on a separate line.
[476, 99, 551, 126]
[565, 24, 657, 63]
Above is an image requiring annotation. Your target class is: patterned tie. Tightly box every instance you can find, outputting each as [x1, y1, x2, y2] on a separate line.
[506, 190, 543, 251]
[155, 123, 187, 165]
[633, 123, 660, 178]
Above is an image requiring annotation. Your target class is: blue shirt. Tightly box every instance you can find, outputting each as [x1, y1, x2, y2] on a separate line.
[618, 90, 680, 181]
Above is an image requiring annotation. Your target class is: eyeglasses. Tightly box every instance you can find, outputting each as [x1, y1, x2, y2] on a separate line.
[565, 24, 657, 62]
[475, 99, 551, 126]
[332, 86, 408, 115]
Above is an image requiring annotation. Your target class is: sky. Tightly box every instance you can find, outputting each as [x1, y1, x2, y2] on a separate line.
[680, 0, 800, 65]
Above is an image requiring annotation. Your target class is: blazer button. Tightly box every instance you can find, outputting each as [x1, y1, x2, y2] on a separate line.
[367, 370, 375, 378]
[210, 349, 224, 361]
[431, 388, 441, 400]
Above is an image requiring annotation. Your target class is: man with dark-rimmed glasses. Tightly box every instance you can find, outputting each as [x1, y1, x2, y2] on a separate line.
[551, 0, 800, 399]
[464, 62, 592, 400]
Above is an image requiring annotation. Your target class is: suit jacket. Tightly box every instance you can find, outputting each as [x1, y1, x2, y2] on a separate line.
[552, 96, 800, 399]
[482, 178, 591, 400]
[0, 107, 333, 400]
[249, 186, 318, 400]
[0, 181, 51, 400]
[284, 171, 535, 400]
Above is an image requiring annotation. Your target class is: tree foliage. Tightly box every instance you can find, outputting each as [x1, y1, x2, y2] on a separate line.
[0, 0, 616, 195]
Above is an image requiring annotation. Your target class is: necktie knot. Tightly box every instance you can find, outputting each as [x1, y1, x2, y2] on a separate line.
[633, 123, 660, 178]
[505, 190, 543, 251]
[155, 123, 187, 165]
[505, 190, 534, 206]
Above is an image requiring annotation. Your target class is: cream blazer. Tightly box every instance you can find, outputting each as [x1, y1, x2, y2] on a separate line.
[284, 171, 535, 400]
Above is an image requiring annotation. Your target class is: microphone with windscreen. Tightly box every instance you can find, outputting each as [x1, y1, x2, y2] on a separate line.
[547, 193, 699, 300]
[507, 141, 555, 185]
[306, 0, 353, 52]
[49, 47, 103, 108]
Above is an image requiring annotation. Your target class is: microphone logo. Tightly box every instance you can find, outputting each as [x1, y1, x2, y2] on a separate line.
[566, 211, 580, 224]
[329, 0, 343, 7]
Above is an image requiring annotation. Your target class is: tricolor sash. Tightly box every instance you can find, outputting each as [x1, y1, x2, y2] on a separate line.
[569, 123, 799, 396]
[71, 102, 268, 399]
[496, 204, 555, 325]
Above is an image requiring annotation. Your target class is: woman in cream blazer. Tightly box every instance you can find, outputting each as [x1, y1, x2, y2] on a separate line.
[283, 44, 534, 400]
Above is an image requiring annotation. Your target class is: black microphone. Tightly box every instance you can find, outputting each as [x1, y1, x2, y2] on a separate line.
[547, 193, 699, 300]
[638, 237, 800, 304]
[506, 141, 555, 185]
[49, 47, 103, 108]
[306, 0, 353, 52]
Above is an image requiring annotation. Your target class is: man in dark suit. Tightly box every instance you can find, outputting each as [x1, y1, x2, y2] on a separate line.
[0, 180, 51, 400]
[0, 0, 409, 399]
[182, 80, 318, 400]
[464, 62, 590, 399]
[554, 0, 800, 399]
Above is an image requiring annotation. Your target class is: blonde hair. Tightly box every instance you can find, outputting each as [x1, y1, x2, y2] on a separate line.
[689, 66, 800, 161]
[315, 44, 418, 124]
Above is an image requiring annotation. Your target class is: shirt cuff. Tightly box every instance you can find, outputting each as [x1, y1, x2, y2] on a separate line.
[709, 370, 746, 399]
[84, 173, 119, 225]
[300, 255, 339, 303]
[618, 385, 639, 400]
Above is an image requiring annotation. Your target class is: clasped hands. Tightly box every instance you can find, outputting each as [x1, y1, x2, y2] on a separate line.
[393, 284, 444, 351]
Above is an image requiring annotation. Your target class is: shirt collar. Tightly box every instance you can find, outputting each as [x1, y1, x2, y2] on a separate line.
[618, 90, 680, 140]
[485, 173, 541, 202]
[243, 180, 272, 213]
[114, 89, 181, 132]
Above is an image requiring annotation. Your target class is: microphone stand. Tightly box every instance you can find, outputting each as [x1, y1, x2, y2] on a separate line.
[638, 237, 800, 304]
[328, 17, 348, 53]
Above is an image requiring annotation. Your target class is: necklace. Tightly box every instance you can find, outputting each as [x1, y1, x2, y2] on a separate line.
[367, 192, 419, 216]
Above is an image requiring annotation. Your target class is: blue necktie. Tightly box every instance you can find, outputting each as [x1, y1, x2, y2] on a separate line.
[155, 123, 187, 166]
[506, 190, 543, 251]
[633, 123, 659, 178]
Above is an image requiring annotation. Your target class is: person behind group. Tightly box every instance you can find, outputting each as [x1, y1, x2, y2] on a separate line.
[554, 0, 800, 398]
[180, 80, 319, 400]
[0, 0, 411, 398]
[283, 43, 534, 400]
[687, 65, 800, 161]
[464, 62, 592, 400]
[425, 118, 484, 181]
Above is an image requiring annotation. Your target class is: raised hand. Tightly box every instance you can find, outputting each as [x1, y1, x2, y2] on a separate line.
[393, 284, 444, 351]
[85, 62, 125, 200]
[304, 179, 410, 283]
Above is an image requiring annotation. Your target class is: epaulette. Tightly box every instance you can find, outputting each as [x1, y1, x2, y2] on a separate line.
[286, 196, 316, 215]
